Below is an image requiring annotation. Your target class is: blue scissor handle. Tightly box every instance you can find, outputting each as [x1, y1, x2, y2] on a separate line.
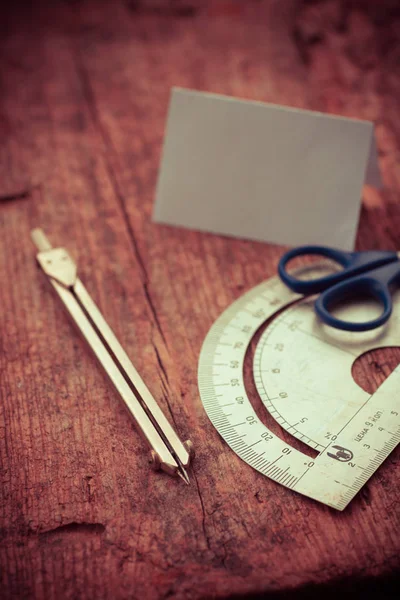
[278, 245, 398, 295]
[315, 262, 400, 331]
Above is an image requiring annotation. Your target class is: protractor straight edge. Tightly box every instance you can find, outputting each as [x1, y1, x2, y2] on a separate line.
[198, 274, 400, 510]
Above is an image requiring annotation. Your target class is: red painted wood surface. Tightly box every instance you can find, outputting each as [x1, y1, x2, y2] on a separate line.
[1, 1, 399, 598]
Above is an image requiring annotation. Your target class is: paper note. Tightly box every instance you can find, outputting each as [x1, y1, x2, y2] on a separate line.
[153, 88, 381, 250]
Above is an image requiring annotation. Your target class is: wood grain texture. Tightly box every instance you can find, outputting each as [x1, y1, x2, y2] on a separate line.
[0, 1, 399, 598]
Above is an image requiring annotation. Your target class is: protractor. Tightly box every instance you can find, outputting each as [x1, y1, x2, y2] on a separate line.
[198, 271, 400, 510]
[253, 295, 400, 453]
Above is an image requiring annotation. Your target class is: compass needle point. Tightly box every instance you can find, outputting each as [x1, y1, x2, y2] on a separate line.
[177, 467, 191, 485]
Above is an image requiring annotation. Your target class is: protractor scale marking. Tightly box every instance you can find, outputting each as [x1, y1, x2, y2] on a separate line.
[198, 273, 400, 510]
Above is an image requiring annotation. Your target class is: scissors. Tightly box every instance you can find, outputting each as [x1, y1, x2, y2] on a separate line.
[278, 246, 400, 332]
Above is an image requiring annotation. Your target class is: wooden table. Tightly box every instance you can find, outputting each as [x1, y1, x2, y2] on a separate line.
[1, 1, 399, 598]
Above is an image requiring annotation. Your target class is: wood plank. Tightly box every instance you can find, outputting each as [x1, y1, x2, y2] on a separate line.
[1, 1, 399, 598]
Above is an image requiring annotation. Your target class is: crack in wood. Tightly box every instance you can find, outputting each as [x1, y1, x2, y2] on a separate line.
[38, 522, 106, 538]
[191, 469, 212, 552]
[0, 188, 34, 203]
[73, 50, 169, 350]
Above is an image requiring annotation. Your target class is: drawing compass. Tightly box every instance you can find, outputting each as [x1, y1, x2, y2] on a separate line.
[32, 229, 193, 483]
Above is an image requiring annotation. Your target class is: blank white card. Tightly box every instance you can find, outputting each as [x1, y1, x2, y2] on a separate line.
[153, 88, 381, 250]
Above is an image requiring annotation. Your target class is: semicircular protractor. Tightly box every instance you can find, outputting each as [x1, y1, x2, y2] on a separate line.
[198, 271, 400, 510]
[254, 294, 400, 452]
